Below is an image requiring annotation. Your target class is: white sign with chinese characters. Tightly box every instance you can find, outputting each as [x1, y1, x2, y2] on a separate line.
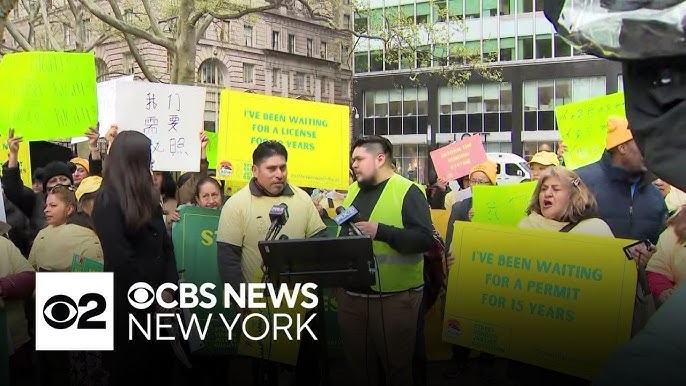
[72, 75, 134, 144]
[115, 82, 206, 172]
[0, 180, 7, 224]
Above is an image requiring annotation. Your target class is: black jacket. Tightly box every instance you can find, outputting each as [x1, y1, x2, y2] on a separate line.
[91, 186, 178, 356]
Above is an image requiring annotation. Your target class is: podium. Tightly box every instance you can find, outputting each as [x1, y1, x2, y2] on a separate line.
[257, 235, 376, 385]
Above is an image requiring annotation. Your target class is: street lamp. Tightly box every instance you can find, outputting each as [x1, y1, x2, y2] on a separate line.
[351, 106, 360, 119]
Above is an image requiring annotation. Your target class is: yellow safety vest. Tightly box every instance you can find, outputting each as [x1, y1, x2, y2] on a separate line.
[341, 174, 424, 293]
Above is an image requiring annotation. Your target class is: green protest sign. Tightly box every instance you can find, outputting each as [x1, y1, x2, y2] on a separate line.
[0, 52, 98, 141]
[0, 311, 8, 385]
[71, 254, 104, 272]
[205, 131, 218, 169]
[471, 182, 536, 226]
[555, 92, 625, 170]
[172, 205, 238, 355]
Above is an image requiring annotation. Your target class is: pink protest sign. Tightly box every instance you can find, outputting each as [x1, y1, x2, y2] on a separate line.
[430, 135, 487, 180]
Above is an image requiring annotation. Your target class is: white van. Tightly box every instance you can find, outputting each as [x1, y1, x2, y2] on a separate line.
[486, 153, 531, 185]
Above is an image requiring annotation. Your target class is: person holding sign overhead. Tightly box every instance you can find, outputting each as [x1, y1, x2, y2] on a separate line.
[575, 115, 667, 336]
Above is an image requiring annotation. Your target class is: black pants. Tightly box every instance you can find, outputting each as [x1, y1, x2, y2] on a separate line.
[412, 289, 429, 386]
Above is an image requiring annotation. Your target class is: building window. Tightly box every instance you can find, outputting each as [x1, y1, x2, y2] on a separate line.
[199, 59, 224, 85]
[305, 75, 311, 93]
[83, 19, 92, 41]
[295, 72, 305, 90]
[243, 63, 254, 84]
[244, 25, 253, 47]
[535, 34, 553, 59]
[392, 144, 428, 184]
[439, 82, 513, 135]
[321, 76, 329, 95]
[343, 14, 351, 28]
[288, 34, 295, 53]
[122, 52, 134, 74]
[307, 38, 313, 57]
[198, 60, 227, 133]
[362, 88, 429, 137]
[618, 74, 624, 92]
[341, 44, 349, 65]
[523, 76, 606, 131]
[321, 41, 328, 59]
[166, 50, 174, 73]
[272, 68, 281, 88]
[272, 31, 280, 50]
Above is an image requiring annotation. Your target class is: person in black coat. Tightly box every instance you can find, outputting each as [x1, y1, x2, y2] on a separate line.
[91, 131, 178, 385]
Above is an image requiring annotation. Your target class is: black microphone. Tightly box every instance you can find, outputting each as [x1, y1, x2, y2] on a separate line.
[266, 203, 289, 240]
[334, 206, 363, 236]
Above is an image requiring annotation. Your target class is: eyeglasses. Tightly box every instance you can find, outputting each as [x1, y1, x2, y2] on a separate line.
[469, 179, 491, 185]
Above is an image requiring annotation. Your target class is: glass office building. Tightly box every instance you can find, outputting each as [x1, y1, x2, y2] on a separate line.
[352, 0, 622, 183]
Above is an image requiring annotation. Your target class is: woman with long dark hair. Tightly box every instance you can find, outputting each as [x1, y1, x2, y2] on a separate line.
[91, 131, 178, 385]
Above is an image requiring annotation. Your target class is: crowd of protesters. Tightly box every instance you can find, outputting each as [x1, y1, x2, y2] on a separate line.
[2, 115, 686, 386]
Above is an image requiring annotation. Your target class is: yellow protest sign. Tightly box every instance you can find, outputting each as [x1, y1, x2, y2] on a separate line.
[555, 93, 625, 170]
[472, 182, 536, 226]
[0, 52, 98, 141]
[0, 135, 32, 188]
[442, 222, 636, 380]
[216, 90, 350, 190]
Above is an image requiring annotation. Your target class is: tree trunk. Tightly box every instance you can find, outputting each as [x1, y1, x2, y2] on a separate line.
[175, 0, 197, 85]
[0, 0, 19, 43]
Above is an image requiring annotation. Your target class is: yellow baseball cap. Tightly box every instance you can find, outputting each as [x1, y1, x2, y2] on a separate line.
[75, 176, 102, 201]
[606, 116, 633, 149]
[529, 151, 560, 167]
[469, 161, 498, 185]
[70, 157, 90, 173]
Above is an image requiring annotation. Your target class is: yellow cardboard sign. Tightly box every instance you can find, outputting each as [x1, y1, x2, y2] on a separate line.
[443, 222, 637, 380]
[0, 136, 32, 188]
[555, 92, 625, 170]
[0, 52, 98, 141]
[216, 90, 350, 190]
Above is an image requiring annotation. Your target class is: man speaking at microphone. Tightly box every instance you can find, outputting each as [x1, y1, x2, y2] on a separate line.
[337, 135, 433, 386]
[216, 140, 326, 384]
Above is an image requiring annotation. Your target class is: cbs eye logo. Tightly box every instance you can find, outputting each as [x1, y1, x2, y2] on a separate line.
[127, 282, 155, 309]
[43, 293, 107, 330]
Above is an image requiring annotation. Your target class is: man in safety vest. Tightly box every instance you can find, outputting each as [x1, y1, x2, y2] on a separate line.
[337, 135, 433, 386]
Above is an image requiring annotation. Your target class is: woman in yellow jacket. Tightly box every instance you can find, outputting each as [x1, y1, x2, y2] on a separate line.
[27, 185, 104, 386]
[519, 166, 614, 237]
[28, 185, 103, 271]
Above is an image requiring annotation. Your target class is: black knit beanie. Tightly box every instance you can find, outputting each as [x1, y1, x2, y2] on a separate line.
[41, 161, 74, 192]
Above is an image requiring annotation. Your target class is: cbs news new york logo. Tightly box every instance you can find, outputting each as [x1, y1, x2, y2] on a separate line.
[35, 272, 114, 351]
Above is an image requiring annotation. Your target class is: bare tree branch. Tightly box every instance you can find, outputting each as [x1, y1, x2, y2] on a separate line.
[0, 0, 19, 43]
[103, 0, 159, 82]
[140, 0, 164, 38]
[195, 14, 213, 44]
[209, 0, 285, 21]
[79, 0, 174, 50]
[189, 9, 205, 26]
[4, 18, 32, 50]
[84, 32, 109, 52]
[297, 0, 337, 28]
[39, 0, 62, 50]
